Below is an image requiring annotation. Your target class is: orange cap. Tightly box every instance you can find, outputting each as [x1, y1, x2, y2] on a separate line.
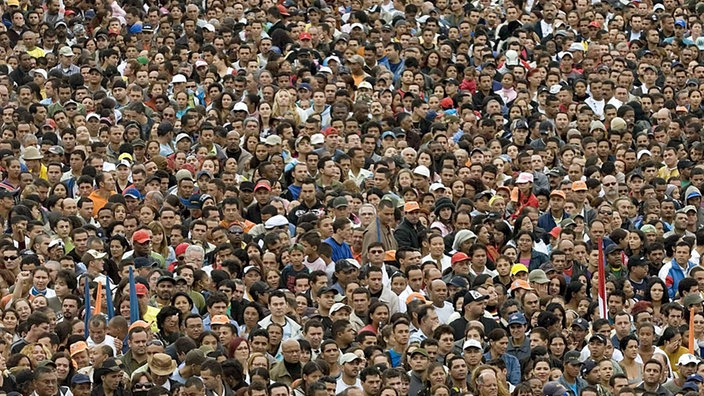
[70, 341, 88, 356]
[572, 181, 588, 191]
[404, 201, 420, 212]
[128, 320, 150, 332]
[384, 250, 396, 262]
[211, 315, 230, 326]
[406, 292, 427, 304]
[550, 190, 566, 200]
[510, 279, 534, 291]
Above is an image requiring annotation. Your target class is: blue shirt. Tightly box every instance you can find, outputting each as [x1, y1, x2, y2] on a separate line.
[324, 236, 353, 262]
[483, 351, 521, 385]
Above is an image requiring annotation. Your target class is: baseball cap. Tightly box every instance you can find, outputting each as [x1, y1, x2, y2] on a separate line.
[563, 350, 582, 365]
[132, 229, 151, 244]
[510, 264, 528, 276]
[463, 339, 483, 350]
[508, 313, 527, 326]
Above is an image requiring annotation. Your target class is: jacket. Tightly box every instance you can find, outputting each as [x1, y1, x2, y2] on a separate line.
[269, 360, 300, 386]
[394, 218, 425, 249]
[558, 375, 588, 396]
[362, 218, 397, 259]
[659, 258, 698, 299]
[258, 314, 302, 339]
[483, 351, 521, 385]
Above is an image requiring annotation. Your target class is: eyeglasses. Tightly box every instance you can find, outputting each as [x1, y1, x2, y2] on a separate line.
[603, 182, 617, 187]
[369, 250, 384, 255]
[3, 256, 17, 261]
[599, 211, 613, 216]
[134, 383, 155, 391]
[146, 340, 164, 347]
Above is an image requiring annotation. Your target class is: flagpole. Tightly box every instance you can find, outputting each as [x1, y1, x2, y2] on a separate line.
[83, 276, 91, 338]
[598, 238, 607, 319]
[128, 267, 140, 323]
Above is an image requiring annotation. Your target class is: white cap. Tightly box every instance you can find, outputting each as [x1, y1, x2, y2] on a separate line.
[637, 149, 652, 160]
[29, 69, 47, 79]
[358, 81, 373, 90]
[429, 183, 447, 192]
[195, 60, 208, 68]
[413, 165, 430, 178]
[516, 172, 534, 184]
[568, 43, 585, 52]
[233, 102, 249, 113]
[171, 74, 187, 84]
[117, 159, 131, 168]
[463, 339, 483, 350]
[318, 66, 333, 74]
[679, 353, 700, 366]
[264, 215, 289, 229]
[505, 49, 519, 66]
[311, 133, 324, 145]
[176, 133, 192, 143]
[203, 23, 215, 32]
[330, 303, 352, 315]
[340, 352, 363, 365]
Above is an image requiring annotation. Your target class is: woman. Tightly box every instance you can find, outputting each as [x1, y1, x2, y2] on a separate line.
[2, 309, 18, 341]
[619, 334, 642, 385]
[293, 361, 324, 396]
[564, 281, 587, 313]
[12, 299, 31, 321]
[210, 92, 236, 123]
[229, 337, 250, 368]
[625, 230, 646, 258]
[272, 90, 305, 126]
[0, 157, 21, 192]
[131, 372, 154, 396]
[20, 343, 50, 368]
[430, 198, 455, 237]
[239, 304, 262, 340]
[257, 102, 274, 137]
[171, 292, 195, 316]
[657, 327, 688, 373]
[198, 331, 221, 352]
[419, 362, 448, 396]
[513, 230, 549, 271]
[644, 278, 669, 326]
[474, 223, 499, 262]
[156, 306, 181, 345]
[485, 328, 521, 385]
[359, 302, 389, 335]
[548, 333, 567, 364]
[148, 221, 175, 264]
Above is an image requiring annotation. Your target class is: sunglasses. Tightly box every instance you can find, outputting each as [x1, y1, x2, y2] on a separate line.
[134, 383, 154, 391]
[3, 256, 17, 261]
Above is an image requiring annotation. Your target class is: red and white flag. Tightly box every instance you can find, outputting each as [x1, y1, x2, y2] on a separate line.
[598, 238, 607, 318]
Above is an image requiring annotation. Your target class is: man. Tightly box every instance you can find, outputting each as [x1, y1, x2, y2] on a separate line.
[200, 359, 234, 396]
[659, 241, 697, 299]
[507, 313, 531, 362]
[636, 359, 674, 396]
[428, 279, 454, 323]
[664, 354, 699, 394]
[361, 198, 397, 258]
[450, 290, 497, 340]
[88, 172, 116, 216]
[87, 314, 117, 355]
[538, 190, 569, 235]
[258, 290, 302, 339]
[122, 327, 148, 376]
[270, 339, 302, 385]
[324, 217, 353, 262]
[336, 353, 363, 393]
[11, 311, 50, 353]
[96, 358, 125, 396]
[33, 365, 58, 396]
[409, 305, 439, 343]
[559, 351, 587, 396]
[70, 374, 92, 396]
[394, 201, 425, 249]
[475, 370, 500, 396]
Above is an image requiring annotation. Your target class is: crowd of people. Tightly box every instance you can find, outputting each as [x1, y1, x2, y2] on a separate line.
[2, 0, 704, 396]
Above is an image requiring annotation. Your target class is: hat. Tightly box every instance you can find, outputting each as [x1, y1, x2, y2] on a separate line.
[195, 60, 208, 68]
[611, 117, 627, 131]
[564, 350, 582, 365]
[680, 354, 701, 366]
[589, 334, 607, 344]
[550, 190, 566, 200]
[572, 181, 588, 191]
[135, 283, 148, 296]
[184, 349, 207, 366]
[132, 230, 151, 244]
[508, 312, 527, 326]
[349, 55, 365, 65]
[175, 169, 194, 182]
[317, 286, 339, 297]
[679, 159, 695, 170]
[581, 360, 598, 377]
[358, 81, 373, 90]
[171, 74, 187, 84]
[249, 281, 273, 299]
[540, 262, 555, 273]
[516, 172, 534, 184]
[689, 374, 704, 383]
[405, 292, 427, 304]
[71, 374, 92, 384]
[590, 120, 606, 132]
[148, 354, 176, 376]
[451, 252, 470, 265]
[681, 205, 699, 214]
[464, 290, 489, 304]
[510, 279, 533, 292]
[58, 46, 74, 57]
[210, 315, 230, 326]
[97, 358, 122, 375]
[683, 382, 699, 392]
[463, 339, 483, 350]
[449, 276, 469, 289]
[243, 266, 261, 275]
[264, 215, 289, 229]
[239, 181, 255, 192]
[543, 382, 568, 396]
[511, 264, 529, 276]
[683, 294, 704, 308]
[429, 183, 447, 192]
[84, 249, 107, 261]
[156, 275, 175, 285]
[310, 134, 324, 145]
[70, 341, 88, 356]
[22, 147, 43, 160]
[409, 348, 429, 358]
[332, 196, 349, 209]
[413, 165, 431, 178]
[381, 131, 396, 140]
[604, 244, 623, 255]
[123, 188, 142, 200]
[254, 180, 271, 191]
[404, 201, 420, 212]
[264, 135, 282, 146]
[505, 49, 520, 66]
[572, 318, 589, 330]
[330, 302, 352, 315]
[340, 352, 363, 365]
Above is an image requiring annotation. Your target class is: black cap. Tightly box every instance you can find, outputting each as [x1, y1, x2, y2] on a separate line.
[316, 286, 339, 297]
[240, 181, 255, 192]
[250, 281, 273, 299]
[156, 275, 175, 285]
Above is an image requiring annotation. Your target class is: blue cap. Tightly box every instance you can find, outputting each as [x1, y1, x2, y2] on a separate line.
[683, 382, 699, 392]
[381, 131, 396, 139]
[688, 374, 704, 383]
[687, 191, 702, 200]
[129, 23, 143, 34]
[123, 187, 142, 200]
[298, 83, 312, 91]
[508, 312, 527, 326]
[71, 374, 92, 384]
[676, 19, 687, 28]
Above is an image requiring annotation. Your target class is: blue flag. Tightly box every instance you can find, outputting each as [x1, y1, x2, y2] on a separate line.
[83, 276, 91, 338]
[106, 276, 114, 320]
[128, 267, 139, 323]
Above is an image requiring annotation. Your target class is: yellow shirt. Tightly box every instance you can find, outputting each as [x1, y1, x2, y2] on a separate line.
[27, 47, 45, 59]
[143, 305, 160, 332]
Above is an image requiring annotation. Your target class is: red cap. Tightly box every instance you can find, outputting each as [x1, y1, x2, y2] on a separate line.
[132, 229, 151, 244]
[299, 32, 312, 40]
[175, 243, 189, 257]
[135, 283, 148, 296]
[451, 252, 470, 265]
[43, 119, 56, 130]
[277, 4, 290, 16]
[322, 127, 339, 136]
[254, 181, 271, 191]
[440, 97, 454, 109]
[588, 21, 601, 28]
[548, 226, 562, 239]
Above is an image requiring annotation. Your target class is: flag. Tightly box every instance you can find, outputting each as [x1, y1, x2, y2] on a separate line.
[598, 238, 607, 319]
[83, 276, 91, 338]
[106, 276, 114, 319]
[690, 306, 695, 354]
[128, 267, 139, 323]
[94, 281, 102, 315]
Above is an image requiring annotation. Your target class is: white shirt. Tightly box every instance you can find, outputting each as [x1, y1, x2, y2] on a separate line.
[87, 334, 117, 355]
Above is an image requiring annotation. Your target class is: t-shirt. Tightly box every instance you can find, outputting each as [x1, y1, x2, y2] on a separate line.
[281, 264, 310, 292]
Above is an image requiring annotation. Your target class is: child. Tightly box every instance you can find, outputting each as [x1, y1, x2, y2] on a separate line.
[281, 244, 309, 293]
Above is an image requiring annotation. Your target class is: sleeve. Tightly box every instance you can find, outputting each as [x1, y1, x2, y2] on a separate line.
[394, 227, 412, 249]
